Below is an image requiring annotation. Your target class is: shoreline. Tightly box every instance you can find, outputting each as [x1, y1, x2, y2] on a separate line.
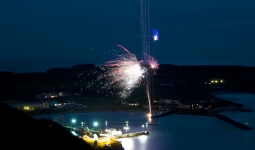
[28, 91, 255, 118]
[27, 108, 149, 117]
[209, 90, 253, 96]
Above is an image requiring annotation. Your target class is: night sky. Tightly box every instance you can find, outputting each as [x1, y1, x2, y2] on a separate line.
[1, 0, 255, 73]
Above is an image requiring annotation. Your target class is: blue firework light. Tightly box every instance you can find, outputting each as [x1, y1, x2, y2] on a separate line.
[151, 28, 160, 41]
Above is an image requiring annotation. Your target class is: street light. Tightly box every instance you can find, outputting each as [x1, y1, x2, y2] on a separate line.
[94, 121, 102, 134]
[142, 124, 144, 131]
[124, 126, 129, 134]
[71, 119, 76, 124]
[93, 122, 98, 127]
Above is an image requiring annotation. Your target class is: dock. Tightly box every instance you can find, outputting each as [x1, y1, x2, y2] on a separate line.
[151, 110, 175, 118]
[105, 122, 160, 125]
[101, 131, 149, 139]
[214, 113, 253, 130]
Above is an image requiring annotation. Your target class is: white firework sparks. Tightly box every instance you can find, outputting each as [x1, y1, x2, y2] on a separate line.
[100, 45, 147, 99]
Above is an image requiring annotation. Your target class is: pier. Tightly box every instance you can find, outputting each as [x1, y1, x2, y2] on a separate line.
[151, 110, 175, 118]
[214, 113, 253, 130]
[105, 122, 160, 125]
[101, 131, 149, 139]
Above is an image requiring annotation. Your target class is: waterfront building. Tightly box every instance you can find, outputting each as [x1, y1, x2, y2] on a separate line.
[64, 99, 77, 106]
[42, 100, 50, 109]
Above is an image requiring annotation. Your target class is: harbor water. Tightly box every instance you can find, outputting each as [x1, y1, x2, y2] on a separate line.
[34, 93, 255, 150]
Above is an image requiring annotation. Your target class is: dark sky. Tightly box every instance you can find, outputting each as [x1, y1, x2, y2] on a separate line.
[1, 0, 255, 73]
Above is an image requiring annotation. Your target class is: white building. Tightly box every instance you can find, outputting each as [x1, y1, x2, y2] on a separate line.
[127, 102, 139, 107]
[8, 101, 50, 111]
[39, 92, 58, 98]
[177, 102, 191, 109]
[42, 100, 50, 109]
[59, 92, 70, 97]
[160, 99, 180, 105]
[64, 100, 77, 106]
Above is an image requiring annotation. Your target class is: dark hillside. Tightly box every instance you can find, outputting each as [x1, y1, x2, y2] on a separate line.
[1, 64, 255, 103]
[0, 102, 94, 150]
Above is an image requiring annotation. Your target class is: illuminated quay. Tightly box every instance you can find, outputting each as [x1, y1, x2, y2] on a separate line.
[62, 119, 156, 149]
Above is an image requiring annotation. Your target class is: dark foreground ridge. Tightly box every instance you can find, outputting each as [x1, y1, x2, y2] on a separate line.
[0, 102, 94, 150]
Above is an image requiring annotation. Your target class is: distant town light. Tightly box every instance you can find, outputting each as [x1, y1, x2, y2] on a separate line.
[24, 106, 30, 110]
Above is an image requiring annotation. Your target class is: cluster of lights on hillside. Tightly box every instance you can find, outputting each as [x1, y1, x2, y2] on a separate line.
[205, 79, 224, 84]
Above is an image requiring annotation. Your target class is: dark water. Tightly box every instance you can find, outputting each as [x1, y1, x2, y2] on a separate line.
[35, 110, 255, 150]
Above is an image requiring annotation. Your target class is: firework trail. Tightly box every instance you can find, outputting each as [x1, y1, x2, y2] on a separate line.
[140, 0, 160, 116]
[147, 54, 159, 74]
[140, 0, 151, 63]
[140, 0, 153, 115]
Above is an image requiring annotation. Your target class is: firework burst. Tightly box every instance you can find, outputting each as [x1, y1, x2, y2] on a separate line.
[98, 45, 147, 99]
[147, 54, 159, 74]
[151, 28, 160, 41]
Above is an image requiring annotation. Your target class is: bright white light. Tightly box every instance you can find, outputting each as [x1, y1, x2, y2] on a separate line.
[71, 131, 79, 136]
[147, 113, 152, 118]
[118, 138, 134, 150]
[124, 126, 129, 134]
[93, 133, 98, 140]
[99, 46, 147, 99]
[71, 119, 76, 123]
[139, 135, 148, 142]
[93, 122, 98, 127]
[153, 35, 158, 41]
